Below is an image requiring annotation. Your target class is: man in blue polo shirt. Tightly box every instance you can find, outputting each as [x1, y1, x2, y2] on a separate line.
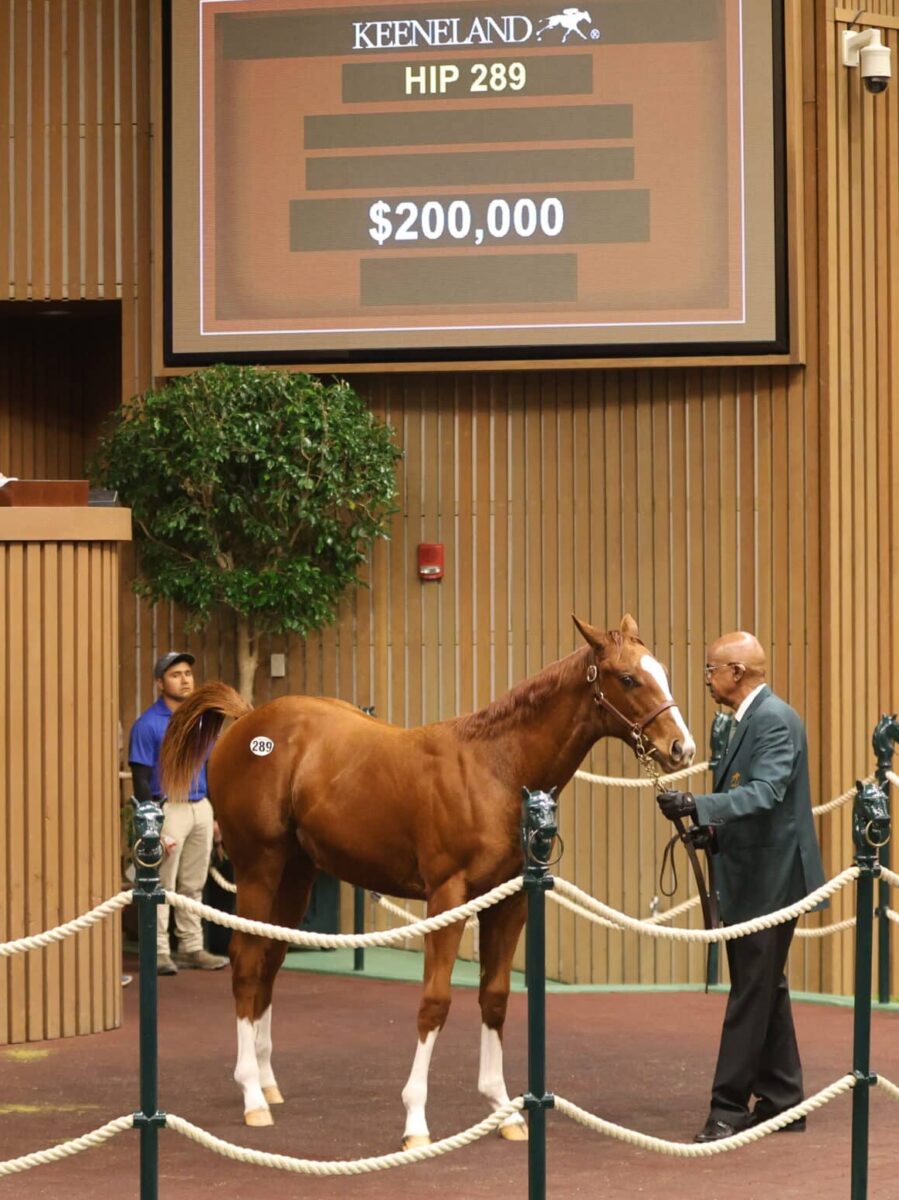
[129, 651, 228, 976]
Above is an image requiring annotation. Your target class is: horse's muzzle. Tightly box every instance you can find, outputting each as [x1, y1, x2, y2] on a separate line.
[664, 738, 695, 771]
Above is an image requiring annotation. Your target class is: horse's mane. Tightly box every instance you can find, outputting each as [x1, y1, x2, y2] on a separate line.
[454, 646, 588, 741]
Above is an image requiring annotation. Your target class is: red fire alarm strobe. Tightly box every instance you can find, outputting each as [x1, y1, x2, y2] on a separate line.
[417, 543, 444, 581]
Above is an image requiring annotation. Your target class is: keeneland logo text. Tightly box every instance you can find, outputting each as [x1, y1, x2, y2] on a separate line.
[351, 10, 600, 50]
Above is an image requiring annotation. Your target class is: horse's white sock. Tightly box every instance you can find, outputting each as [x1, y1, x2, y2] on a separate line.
[254, 1006, 276, 1089]
[401, 1029, 439, 1139]
[235, 1016, 267, 1113]
[478, 1024, 524, 1127]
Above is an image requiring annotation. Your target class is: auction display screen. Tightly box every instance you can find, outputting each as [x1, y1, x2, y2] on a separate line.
[164, 0, 786, 364]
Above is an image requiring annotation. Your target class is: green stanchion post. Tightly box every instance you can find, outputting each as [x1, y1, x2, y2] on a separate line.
[706, 942, 719, 990]
[871, 714, 898, 1004]
[131, 798, 168, 1200]
[354, 887, 365, 972]
[521, 786, 559, 1200]
[850, 779, 890, 1200]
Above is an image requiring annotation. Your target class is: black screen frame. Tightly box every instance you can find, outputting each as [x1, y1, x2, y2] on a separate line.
[161, 0, 789, 369]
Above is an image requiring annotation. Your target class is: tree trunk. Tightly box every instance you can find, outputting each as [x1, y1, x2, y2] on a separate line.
[236, 614, 258, 704]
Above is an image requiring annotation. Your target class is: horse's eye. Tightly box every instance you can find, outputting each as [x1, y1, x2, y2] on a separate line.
[620, 674, 636, 689]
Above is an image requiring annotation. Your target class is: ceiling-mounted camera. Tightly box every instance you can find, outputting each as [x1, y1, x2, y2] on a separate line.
[842, 27, 892, 94]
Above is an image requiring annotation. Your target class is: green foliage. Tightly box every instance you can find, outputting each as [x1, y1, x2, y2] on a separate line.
[90, 365, 402, 636]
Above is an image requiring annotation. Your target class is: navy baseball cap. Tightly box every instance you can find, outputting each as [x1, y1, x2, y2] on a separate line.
[153, 651, 195, 679]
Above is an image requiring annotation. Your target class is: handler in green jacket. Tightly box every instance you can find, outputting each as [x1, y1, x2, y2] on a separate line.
[656, 631, 825, 1143]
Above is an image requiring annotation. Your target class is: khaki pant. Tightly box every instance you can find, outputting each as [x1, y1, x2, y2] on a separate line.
[157, 797, 214, 956]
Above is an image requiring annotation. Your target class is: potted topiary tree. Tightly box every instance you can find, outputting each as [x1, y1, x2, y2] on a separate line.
[90, 364, 402, 701]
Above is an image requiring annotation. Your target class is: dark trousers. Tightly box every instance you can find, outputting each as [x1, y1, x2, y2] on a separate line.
[709, 919, 803, 1124]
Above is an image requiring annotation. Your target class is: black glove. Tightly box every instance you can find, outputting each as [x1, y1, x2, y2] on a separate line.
[683, 825, 717, 854]
[656, 789, 697, 821]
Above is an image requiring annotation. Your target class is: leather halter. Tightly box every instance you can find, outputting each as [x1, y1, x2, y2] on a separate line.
[585, 658, 718, 968]
[586, 662, 676, 747]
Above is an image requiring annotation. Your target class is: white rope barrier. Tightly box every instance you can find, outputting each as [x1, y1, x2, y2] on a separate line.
[553, 1074, 856, 1157]
[886, 770, 899, 790]
[549, 888, 621, 929]
[795, 916, 857, 938]
[166, 876, 523, 948]
[550, 885, 858, 939]
[552, 868, 860, 943]
[573, 758, 870, 819]
[164, 1101, 523, 1175]
[0, 892, 133, 957]
[0, 1115, 134, 1176]
[207, 867, 478, 931]
[885, 908, 899, 926]
[880, 866, 899, 889]
[644, 893, 702, 923]
[811, 775, 875, 816]
[574, 761, 709, 789]
[372, 893, 423, 923]
[876, 1075, 899, 1103]
[372, 893, 478, 932]
[209, 864, 236, 894]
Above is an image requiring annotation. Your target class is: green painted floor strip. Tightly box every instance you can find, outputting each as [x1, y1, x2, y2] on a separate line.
[280, 947, 899, 1007]
[282, 947, 528, 990]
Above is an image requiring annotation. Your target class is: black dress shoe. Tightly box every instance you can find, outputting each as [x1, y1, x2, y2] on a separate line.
[694, 1118, 740, 1143]
[749, 1110, 806, 1132]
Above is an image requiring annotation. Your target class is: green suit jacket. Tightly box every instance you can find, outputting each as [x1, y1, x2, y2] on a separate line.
[693, 687, 825, 925]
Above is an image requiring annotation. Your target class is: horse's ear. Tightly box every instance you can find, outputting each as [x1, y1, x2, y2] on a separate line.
[572, 615, 607, 652]
[619, 613, 640, 639]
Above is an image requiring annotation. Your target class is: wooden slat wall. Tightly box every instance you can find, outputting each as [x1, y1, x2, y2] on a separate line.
[819, 5, 899, 997]
[3, 0, 898, 996]
[0, 0, 153, 401]
[0, 536, 122, 1045]
[0, 306, 122, 478]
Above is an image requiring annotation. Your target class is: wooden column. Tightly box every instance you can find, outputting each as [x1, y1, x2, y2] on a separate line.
[0, 507, 131, 1044]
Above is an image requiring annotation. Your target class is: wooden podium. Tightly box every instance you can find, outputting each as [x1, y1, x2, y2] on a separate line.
[0, 506, 132, 1043]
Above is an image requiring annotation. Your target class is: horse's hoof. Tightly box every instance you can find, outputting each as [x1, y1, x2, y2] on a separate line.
[402, 1134, 431, 1150]
[262, 1085, 284, 1105]
[499, 1121, 528, 1141]
[244, 1107, 274, 1127]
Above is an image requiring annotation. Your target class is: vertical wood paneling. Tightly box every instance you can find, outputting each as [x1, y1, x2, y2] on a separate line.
[818, 11, 899, 998]
[0, 0, 152, 397]
[5, 545, 26, 1042]
[1, 530, 123, 1045]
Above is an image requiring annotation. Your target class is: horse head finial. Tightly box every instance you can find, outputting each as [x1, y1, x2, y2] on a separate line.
[709, 711, 733, 770]
[521, 786, 561, 867]
[852, 779, 891, 855]
[872, 713, 899, 766]
[132, 796, 166, 870]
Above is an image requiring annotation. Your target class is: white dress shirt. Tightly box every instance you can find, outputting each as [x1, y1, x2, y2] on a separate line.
[734, 682, 766, 724]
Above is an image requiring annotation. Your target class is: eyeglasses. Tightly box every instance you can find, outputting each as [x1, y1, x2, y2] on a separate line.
[704, 662, 744, 681]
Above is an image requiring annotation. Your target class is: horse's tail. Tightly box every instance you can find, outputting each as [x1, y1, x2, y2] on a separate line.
[160, 682, 253, 801]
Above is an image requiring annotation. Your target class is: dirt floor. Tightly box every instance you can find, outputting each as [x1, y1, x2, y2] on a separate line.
[1, 953, 898, 1200]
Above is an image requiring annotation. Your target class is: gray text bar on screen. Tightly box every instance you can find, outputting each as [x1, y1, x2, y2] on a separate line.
[360, 253, 578, 306]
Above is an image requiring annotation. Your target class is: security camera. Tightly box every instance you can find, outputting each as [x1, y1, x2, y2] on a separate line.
[842, 27, 892, 94]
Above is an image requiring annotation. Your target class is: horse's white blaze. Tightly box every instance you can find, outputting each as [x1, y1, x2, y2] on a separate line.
[234, 1016, 267, 1114]
[401, 1029, 438, 1139]
[254, 1005, 276, 1089]
[478, 1025, 525, 1128]
[640, 653, 696, 758]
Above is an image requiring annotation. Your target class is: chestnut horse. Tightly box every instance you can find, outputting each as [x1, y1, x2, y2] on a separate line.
[160, 615, 694, 1145]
